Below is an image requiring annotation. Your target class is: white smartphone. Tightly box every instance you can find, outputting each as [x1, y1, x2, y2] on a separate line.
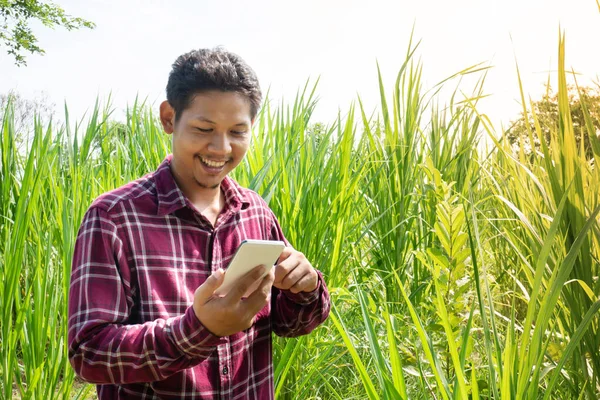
[214, 239, 286, 297]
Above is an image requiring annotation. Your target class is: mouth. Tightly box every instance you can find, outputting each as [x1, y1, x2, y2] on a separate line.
[195, 156, 231, 176]
[199, 156, 228, 168]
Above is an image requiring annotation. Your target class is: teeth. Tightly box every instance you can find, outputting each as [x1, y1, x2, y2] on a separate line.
[201, 157, 226, 168]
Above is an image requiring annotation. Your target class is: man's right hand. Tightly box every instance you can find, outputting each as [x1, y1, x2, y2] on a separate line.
[192, 265, 274, 337]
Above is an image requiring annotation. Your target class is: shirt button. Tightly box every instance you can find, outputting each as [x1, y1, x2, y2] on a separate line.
[222, 367, 228, 375]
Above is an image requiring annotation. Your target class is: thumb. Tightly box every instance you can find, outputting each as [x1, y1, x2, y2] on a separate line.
[194, 269, 225, 303]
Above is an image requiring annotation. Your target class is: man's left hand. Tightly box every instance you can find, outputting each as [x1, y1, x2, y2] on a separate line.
[273, 247, 318, 294]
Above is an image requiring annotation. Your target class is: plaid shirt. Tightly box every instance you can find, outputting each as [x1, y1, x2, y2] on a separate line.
[68, 155, 330, 399]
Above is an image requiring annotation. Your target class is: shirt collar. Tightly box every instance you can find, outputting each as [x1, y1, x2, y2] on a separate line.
[154, 154, 249, 217]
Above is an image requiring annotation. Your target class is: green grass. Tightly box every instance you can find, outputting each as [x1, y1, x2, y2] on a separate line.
[1, 32, 599, 399]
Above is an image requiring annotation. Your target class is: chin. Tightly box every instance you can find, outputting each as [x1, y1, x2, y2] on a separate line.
[195, 179, 222, 190]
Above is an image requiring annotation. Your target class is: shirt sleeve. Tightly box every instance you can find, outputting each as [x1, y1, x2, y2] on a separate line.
[68, 206, 225, 385]
[267, 211, 331, 337]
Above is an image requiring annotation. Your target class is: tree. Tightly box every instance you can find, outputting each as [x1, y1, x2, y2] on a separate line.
[0, 0, 95, 66]
[507, 84, 600, 160]
[0, 90, 55, 141]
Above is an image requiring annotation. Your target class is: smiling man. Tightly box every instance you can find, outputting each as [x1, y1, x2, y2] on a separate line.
[67, 48, 330, 399]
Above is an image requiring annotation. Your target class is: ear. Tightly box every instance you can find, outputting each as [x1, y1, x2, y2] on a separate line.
[159, 101, 176, 134]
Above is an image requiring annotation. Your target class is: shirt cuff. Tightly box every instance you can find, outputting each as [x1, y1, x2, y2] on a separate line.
[280, 271, 324, 305]
[169, 306, 226, 358]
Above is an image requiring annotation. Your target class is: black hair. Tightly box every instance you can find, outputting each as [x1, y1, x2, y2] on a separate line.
[166, 48, 262, 121]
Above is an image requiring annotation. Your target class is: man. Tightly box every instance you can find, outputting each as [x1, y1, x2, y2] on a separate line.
[68, 48, 330, 399]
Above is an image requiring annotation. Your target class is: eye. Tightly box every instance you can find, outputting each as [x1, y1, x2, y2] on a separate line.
[196, 127, 212, 133]
[231, 130, 248, 136]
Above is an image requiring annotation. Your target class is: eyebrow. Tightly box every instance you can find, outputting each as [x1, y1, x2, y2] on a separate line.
[193, 117, 248, 127]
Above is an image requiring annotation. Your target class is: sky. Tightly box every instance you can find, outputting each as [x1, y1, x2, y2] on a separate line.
[1, 0, 599, 130]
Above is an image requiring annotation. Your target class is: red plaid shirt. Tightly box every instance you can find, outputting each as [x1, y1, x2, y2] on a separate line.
[68, 155, 330, 399]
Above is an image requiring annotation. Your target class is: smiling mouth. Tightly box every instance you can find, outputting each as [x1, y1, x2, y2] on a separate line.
[199, 156, 228, 168]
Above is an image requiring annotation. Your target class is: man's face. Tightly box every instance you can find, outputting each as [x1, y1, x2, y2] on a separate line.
[160, 90, 253, 191]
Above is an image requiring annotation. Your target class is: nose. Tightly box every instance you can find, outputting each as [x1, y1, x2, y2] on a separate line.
[208, 132, 231, 156]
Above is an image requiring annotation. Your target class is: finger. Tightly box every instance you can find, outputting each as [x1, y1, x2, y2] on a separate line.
[278, 264, 306, 290]
[273, 262, 293, 285]
[273, 253, 300, 284]
[276, 246, 293, 264]
[226, 265, 266, 302]
[243, 270, 275, 316]
[194, 269, 225, 304]
[289, 271, 318, 294]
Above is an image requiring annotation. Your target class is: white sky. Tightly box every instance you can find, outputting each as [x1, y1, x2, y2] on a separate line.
[1, 0, 599, 130]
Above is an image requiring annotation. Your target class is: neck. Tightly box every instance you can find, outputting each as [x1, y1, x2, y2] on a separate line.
[169, 164, 224, 210]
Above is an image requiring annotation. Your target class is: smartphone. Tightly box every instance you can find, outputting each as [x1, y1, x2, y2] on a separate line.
[214, 239, 286, 297]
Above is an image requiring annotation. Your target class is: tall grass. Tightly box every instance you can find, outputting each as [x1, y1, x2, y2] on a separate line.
[0, 32, 598, 399]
